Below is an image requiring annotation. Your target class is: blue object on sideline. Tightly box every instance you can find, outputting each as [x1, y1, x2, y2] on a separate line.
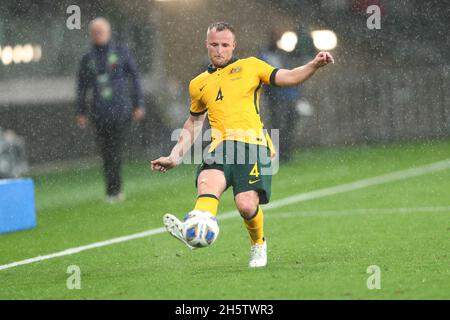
[0, 178, 37, 234]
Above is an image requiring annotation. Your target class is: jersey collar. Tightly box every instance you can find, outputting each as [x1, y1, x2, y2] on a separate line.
[207, 57, 239, 74]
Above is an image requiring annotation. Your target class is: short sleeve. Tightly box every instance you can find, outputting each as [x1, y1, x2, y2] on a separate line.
[251, 57, 279, 86]
[189, 81, 207, 116]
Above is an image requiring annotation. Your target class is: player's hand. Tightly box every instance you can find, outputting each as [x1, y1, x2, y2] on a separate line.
[76, 114, 88, 129]
[133, 107, 145, 122]
[150, 156, 177, 173]
[312, 51, 334, 68]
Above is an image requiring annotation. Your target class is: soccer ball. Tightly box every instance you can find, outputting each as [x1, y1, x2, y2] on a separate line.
[182, 210, 219, 248]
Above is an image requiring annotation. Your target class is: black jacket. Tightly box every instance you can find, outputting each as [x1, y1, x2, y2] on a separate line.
[76, 42, 144, 123]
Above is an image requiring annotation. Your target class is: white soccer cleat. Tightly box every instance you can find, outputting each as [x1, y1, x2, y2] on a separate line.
[249, 241, 267, 268]
[163, 213, 197, 250]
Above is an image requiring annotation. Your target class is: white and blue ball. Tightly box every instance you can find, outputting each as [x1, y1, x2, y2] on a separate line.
[182, 210, 219, 248]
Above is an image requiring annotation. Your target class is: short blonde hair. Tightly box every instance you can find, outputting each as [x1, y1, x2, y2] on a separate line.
[207, 21, 235, 38]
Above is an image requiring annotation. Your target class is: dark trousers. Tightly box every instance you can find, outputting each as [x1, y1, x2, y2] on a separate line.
[94, 120, 130, 196]
[269, 99, 298, 161]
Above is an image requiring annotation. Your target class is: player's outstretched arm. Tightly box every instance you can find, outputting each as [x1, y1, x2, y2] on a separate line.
[151, 113, 206, 173]
[274, 51, 334, 87]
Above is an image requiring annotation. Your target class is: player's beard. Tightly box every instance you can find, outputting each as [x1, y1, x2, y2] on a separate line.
[212, 56, 231, 68]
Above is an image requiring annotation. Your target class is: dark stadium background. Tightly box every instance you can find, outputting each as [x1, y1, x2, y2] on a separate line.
[1, 0, 448, 167]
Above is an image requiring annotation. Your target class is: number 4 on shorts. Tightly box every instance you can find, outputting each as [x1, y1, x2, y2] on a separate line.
[250, 162, 260, 178]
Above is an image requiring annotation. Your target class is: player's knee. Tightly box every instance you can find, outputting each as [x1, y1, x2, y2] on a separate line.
[238, 206, 257, 220]
[197, 178, 210, 192]
[235, 195, 258, 219]
[197, 180, 221, 199]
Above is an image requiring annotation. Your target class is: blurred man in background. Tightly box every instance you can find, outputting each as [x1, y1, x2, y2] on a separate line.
[76, 17, 145, 203]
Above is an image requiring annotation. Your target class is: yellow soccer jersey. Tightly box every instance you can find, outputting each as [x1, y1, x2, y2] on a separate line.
[189, 56, 279, 153]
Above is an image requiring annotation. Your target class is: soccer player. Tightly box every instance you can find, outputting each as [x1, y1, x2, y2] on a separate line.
[151, 22, 334, 267]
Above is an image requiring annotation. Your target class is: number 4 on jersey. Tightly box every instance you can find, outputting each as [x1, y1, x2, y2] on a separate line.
[215, 87, 224, 101]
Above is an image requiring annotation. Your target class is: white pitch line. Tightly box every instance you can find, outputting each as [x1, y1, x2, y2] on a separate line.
[1, 158, 450, 272]
[263, 159, 450, 211]
[267, 206, 450, 219]
[0, 227, 166, 271]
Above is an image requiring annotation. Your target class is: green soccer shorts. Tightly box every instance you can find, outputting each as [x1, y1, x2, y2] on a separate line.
[195, 141, 273, 204]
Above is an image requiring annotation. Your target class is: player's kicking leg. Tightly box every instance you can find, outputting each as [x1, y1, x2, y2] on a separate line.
[163, 168, 226, 249]
[235, 191, 267, 268]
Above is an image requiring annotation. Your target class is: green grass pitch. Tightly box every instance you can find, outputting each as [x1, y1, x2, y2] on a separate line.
[0, 140, 449, 299]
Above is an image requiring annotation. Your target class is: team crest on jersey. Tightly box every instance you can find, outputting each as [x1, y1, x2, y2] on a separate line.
[230, 67, 241, 74]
